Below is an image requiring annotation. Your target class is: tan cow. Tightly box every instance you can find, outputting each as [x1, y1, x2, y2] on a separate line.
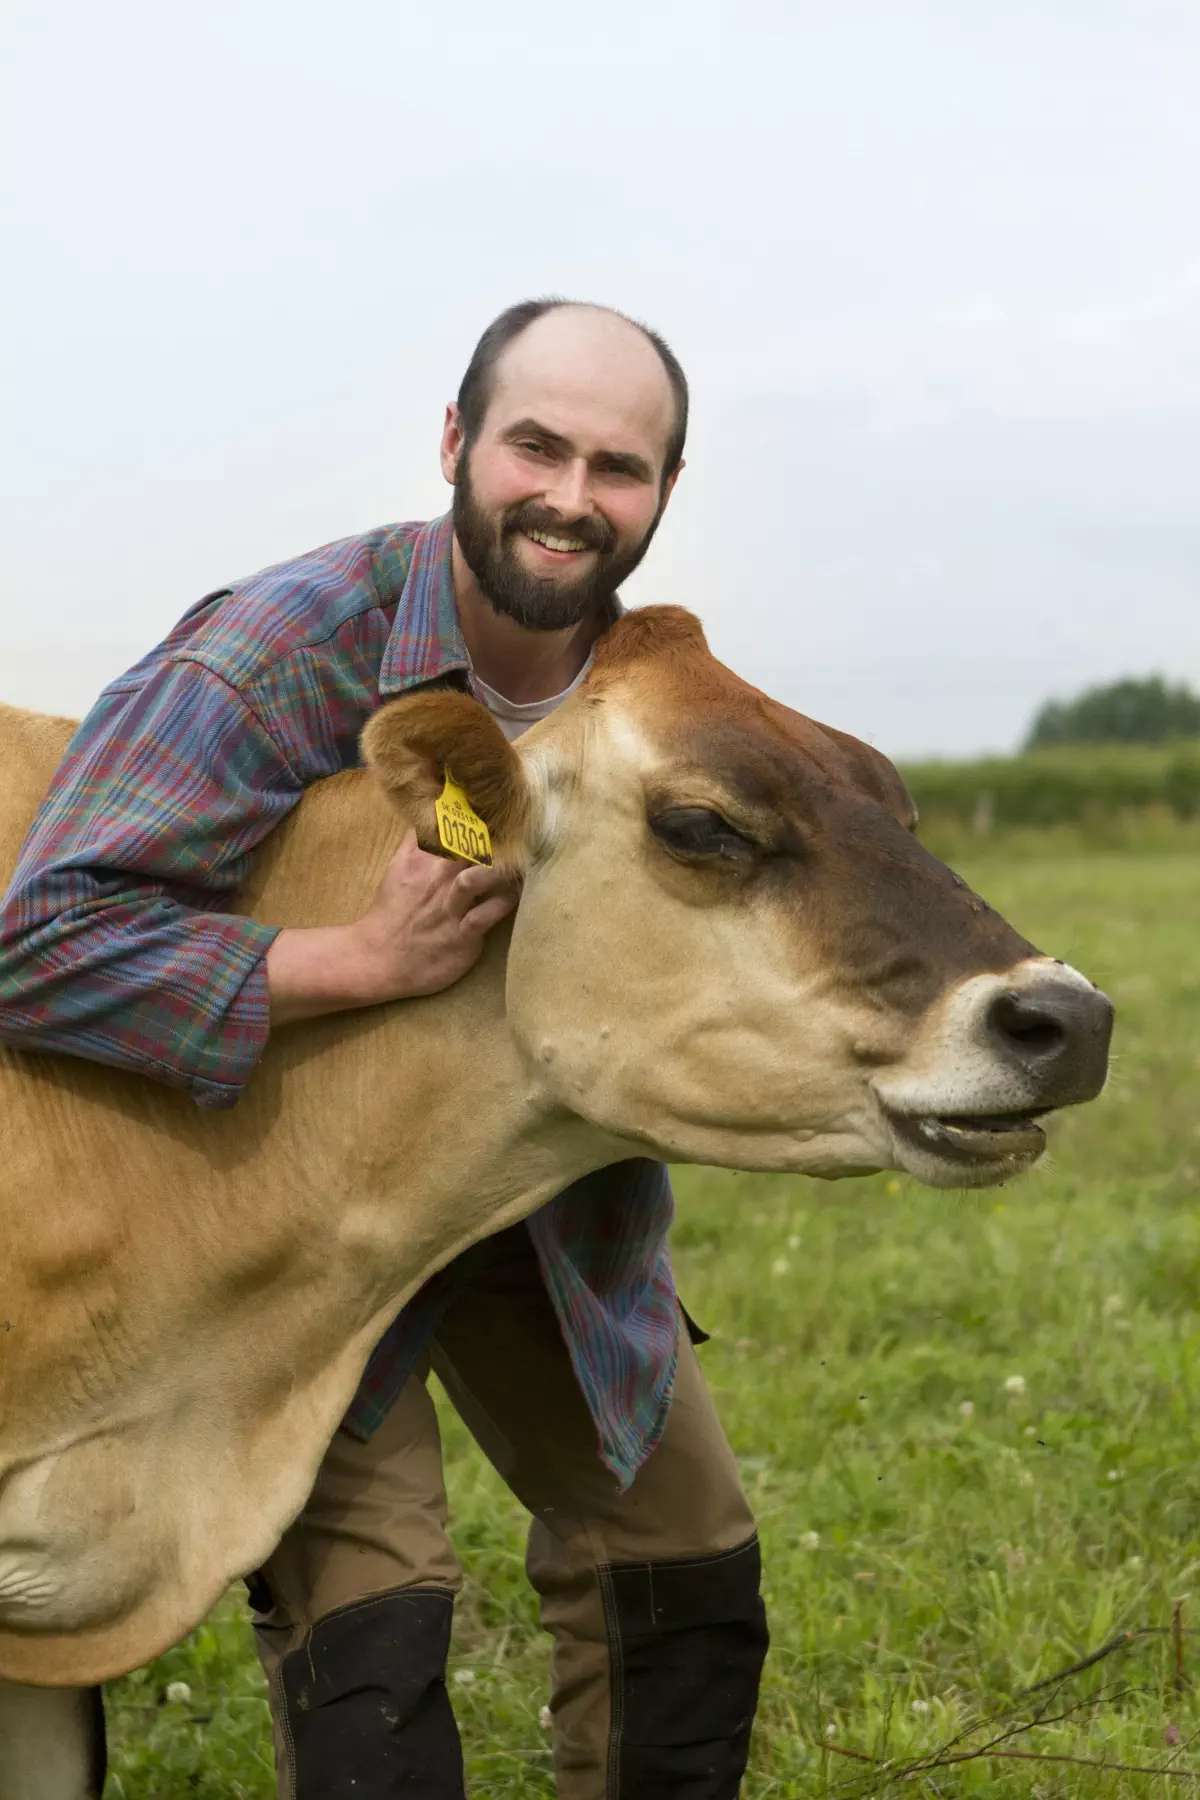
[0, 608, 1111, 1793]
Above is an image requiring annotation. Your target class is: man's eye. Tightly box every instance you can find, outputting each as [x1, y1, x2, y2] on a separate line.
[649, 807, 757, 859]
[518, 440, 550, 457]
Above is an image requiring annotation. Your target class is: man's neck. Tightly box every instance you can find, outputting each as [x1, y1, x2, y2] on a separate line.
[451, 535, 605, 705]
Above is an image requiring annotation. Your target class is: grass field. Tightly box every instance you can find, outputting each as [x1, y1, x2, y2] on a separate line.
[105, 849, 1200, 1797]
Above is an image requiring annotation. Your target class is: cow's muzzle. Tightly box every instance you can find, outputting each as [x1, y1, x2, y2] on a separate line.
[874, 960, 1114, 1188]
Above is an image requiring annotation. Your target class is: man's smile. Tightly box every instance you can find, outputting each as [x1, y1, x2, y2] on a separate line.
[520, 527, 594, 560]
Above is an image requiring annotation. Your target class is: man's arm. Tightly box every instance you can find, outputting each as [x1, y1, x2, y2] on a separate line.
[266, 835, 515, 1026]
[0, 661, 514, 1105]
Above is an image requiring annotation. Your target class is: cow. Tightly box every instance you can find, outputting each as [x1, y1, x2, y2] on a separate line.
[0, 607, 1112, 1795]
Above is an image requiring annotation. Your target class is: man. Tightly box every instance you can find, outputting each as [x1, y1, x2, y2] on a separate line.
[0, 301, 768, 1799]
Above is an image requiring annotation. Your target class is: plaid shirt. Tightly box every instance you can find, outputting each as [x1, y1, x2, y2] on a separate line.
[0, 514, 678, 1484]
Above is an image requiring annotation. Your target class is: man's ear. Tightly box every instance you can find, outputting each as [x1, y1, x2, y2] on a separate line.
[440, 403, 465, 485]
[361, 690, 531, 867]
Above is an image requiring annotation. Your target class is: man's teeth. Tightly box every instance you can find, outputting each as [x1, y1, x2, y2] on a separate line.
[525, 528, 589, 553]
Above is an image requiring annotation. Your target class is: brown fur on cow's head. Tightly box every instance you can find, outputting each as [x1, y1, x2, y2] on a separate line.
[359, 605, 1110, 1190]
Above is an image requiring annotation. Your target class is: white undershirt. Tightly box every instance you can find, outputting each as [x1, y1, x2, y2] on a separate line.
[470, 651, 595, 742]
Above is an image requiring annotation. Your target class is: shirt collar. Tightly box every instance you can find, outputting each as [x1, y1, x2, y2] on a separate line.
[379, 512, 468, 695]
[378, 508, 626, 697]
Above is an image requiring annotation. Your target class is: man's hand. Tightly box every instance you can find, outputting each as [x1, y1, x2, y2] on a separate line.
[267, 831, 519, 1026]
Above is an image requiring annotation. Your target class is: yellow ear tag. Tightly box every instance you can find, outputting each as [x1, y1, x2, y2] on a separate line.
[434, 771, 493, 866]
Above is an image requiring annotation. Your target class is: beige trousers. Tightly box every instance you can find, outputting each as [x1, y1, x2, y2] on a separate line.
[251, 1226, 763, 1799]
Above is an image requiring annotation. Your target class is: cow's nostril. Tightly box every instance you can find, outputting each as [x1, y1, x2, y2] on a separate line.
[975, 973, 1112, 1108]
[988, 990, 1069, 1060]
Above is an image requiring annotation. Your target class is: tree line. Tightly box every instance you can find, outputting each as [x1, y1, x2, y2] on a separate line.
[1025, 676, 1200, 749]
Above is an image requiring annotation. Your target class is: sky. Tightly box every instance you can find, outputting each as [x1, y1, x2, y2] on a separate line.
[3, 0, 1198, 759]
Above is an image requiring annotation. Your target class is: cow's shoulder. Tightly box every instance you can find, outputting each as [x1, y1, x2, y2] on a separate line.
[0, 703, 80, 865]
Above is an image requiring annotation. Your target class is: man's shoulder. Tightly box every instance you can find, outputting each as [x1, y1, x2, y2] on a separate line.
[141, 521, 428, 693]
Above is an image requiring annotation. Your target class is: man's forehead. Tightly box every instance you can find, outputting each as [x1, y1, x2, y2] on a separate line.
[488, 308, 674, 452]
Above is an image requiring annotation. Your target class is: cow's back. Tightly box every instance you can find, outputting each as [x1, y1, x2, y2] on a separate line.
[0, 703, 78, 885]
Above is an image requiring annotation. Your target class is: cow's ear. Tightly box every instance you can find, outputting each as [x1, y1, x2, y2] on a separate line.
[361, 690, 531, 868]
[821, 722, 919, 833]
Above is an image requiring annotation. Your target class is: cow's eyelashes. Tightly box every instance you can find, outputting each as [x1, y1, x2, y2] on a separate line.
[649, 806, 759, 860]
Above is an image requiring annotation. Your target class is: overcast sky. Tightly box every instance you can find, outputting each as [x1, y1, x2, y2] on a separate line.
[3, 0, 1198, 757]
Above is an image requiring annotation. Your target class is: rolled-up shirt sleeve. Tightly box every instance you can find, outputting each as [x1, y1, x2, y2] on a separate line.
[0, 657, 305, 1108]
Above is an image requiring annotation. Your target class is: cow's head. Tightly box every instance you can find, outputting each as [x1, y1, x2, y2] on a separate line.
[362, 607, 1112, 1188]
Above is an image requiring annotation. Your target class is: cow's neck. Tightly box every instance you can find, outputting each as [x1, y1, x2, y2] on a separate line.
[235, 765, 626, 1259]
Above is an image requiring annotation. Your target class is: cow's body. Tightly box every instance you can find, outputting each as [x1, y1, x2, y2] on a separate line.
[0, 610, 1111, 1793]
[0, 725, 609, 1689]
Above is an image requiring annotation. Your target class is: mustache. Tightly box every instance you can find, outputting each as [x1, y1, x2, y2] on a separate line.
[502, 500, 616, 555]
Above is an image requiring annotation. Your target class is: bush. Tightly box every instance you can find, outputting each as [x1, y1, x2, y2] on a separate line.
[901, 741, 1200, 835]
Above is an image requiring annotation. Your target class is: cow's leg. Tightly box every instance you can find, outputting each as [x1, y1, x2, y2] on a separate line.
[0, 1681, 105, 1800]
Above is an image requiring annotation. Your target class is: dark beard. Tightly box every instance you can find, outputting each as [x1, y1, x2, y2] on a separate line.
[453, 451, 664, 632]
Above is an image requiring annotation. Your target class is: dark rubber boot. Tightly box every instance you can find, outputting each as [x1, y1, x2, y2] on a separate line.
[601, 1535, 769, 1799]
[276, 1586, 464, 1800]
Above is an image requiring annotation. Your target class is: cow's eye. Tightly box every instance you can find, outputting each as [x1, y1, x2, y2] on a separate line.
[649, 807, 757, 859]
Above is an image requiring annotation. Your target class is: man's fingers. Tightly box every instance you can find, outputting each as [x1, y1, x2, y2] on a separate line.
[459, 889, 520, 937]
[446, 861, 519, 920]
[455, 861, 516, 900]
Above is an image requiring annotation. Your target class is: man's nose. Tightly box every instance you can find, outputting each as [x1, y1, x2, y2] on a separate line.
[542, 457, 591, 519]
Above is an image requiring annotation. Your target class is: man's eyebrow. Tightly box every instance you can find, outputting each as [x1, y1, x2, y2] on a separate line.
[502, 418, 574, 452]
[503, 418, 655, 484]
[594, 449, 655, 482]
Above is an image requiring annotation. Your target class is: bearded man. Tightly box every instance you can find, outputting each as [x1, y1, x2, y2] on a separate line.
[0, 300, 769, 1799]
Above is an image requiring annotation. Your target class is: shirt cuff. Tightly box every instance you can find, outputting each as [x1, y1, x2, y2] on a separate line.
[181, 919, 278, 1107]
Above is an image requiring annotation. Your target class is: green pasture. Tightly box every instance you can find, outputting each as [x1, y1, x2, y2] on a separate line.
[106, 849, 1200, 1796]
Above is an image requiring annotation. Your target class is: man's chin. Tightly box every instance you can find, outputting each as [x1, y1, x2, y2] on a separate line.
[485, 575, 601, 632]
[479, 544, 608, 631]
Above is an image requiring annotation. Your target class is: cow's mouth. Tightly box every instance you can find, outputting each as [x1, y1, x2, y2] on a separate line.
[886, 1107, 1051, 1167]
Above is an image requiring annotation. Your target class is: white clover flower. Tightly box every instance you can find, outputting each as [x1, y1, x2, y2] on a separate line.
[958, 1400, 974, 1419]
[1003, 1374, 1026, 1396]
[452, 1669, 477, 1686]
[1103, 1293, 1124, 1316]
[1024, 1425, 1037, 1438]
[771, 1257, 791, 1276]
[910, 1698, 931, 1715]
[1107, 1469, 1120, 1482]
[787, 1234, 801, 1250]
[825, 1721, 838, 1738]
[165, 1681, 192, 1706]
[539, 1704, 553, 1732]
[799, 1530, 821, 1550]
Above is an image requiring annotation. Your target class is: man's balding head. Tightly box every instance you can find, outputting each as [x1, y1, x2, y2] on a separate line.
[442, 298, 687, 632]
[456, 298, 688, 482]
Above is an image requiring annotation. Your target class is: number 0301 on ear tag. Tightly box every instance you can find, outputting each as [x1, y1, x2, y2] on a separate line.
[435, 771, 493, 866]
